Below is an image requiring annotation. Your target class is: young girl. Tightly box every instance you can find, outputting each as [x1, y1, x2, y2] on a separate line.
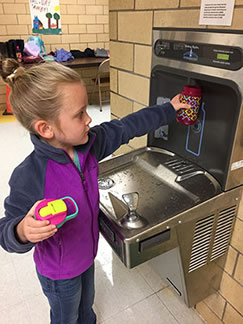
[0, 58, 189, 324]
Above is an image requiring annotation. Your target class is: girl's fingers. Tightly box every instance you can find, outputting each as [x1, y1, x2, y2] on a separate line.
[29, 231, 57, 243]
[181, 104, 191, 109]
[29, 227, 57, 241]
[27, 223, 57, 234]
[28, 217, 50, 227]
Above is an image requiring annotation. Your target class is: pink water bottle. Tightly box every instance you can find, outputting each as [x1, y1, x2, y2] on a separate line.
[34, 196, 78, 228]
[176, 85, 202, 125]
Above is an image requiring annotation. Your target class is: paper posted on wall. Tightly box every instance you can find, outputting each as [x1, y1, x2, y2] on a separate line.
[29, 0, 62, 35]
[199, 0, 235, 26]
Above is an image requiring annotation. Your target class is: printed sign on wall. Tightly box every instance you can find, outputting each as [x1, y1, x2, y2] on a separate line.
[29, 0, 62, 35]
[199, 0, 235, 26]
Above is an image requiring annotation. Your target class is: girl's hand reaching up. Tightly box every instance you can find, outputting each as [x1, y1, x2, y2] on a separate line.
[170, 94, 191, 111]
[16, 201, 57, 243]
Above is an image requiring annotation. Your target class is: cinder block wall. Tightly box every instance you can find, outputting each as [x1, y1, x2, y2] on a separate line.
[0, 0, 109, 110]
[109, 1, 243, 323]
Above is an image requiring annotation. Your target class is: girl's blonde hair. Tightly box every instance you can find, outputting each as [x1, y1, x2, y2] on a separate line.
[0, 58, 82, 133]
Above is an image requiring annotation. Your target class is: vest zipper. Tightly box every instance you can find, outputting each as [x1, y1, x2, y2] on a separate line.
[74, 150, 85, 182]
[80, 171, 85, 182]
[58, 232, 63, 270]
[73, 149, 95, 256]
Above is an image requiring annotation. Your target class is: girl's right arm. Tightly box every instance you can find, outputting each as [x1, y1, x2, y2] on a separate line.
[0, 158, 57, 253]
[0, 199, 57, 252]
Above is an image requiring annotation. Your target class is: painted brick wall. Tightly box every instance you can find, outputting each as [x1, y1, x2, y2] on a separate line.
[109, 1, 243, 323]
[0, 0, 109, 110]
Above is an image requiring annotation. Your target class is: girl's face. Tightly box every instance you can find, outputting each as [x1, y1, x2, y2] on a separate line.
[50, 82, 92, 151]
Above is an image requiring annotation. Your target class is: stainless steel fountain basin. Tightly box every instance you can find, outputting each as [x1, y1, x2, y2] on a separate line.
[98, 146, 226, 270]
[99, 147, 221, 235]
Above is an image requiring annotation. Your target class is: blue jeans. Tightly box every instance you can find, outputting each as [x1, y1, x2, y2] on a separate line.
[36, 264, 96, 324]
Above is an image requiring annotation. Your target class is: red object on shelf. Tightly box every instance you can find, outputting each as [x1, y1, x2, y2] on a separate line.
[6, 85, 13, 114]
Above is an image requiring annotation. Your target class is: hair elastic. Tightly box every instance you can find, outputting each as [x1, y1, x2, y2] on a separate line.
[7, 69, 18, 81]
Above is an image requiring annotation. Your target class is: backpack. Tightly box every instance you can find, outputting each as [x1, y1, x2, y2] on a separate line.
[24, 36, 46, 57]
[0, 42, 8, 59]
[5, 39, 24, 58]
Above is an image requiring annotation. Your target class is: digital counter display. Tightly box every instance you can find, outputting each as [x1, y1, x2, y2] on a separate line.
[217, 53, 230, 61]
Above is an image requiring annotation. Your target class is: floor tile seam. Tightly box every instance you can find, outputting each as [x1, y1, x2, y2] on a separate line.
[193, 303, 207, 324]
[153, 284, 171, 294]
[138, 271, 169, 293]
[155, 290, 181, 324]
[113, 292, 167, 322]
[200, 298, 235, 323]
[156, 287, 206, 324]
[0, 299, 31, 321]
[97, 291, 159, 323]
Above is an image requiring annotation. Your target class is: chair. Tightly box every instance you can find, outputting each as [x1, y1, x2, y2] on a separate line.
[92, 58, 110, 112]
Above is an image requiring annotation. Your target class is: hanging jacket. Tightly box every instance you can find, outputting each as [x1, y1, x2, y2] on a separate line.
[0, 103, 176, 280]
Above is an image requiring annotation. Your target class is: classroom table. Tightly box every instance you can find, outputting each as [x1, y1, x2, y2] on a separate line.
[62, 57, 107, 68]
[22, 56, 107, 69]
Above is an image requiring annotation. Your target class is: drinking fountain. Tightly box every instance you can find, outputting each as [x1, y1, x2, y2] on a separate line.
[120, 192, 147, 229]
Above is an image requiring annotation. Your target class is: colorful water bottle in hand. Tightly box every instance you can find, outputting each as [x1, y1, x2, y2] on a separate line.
[176, 85, 202, 125]
[34, 196, 78, 228]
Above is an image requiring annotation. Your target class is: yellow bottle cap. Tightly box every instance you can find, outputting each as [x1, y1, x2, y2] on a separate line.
[39, 199, 67, 218]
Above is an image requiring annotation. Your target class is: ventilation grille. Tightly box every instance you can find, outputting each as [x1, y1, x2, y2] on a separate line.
[188, 214, 215, 273]
[164, 158, 197, 175]
[210, 206, 236, 261]
[188, 205, 237, 273]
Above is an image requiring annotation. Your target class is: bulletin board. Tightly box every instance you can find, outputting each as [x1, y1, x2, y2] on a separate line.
[29, 0, 62, 35]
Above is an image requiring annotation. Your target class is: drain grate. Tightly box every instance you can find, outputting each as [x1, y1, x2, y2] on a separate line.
[164, 158, 197, 175]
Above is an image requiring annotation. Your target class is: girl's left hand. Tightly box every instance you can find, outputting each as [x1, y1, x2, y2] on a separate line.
[170, 94, 191, 111]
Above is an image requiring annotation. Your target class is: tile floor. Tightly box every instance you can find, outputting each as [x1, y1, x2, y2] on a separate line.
[0, 104, 205, 324]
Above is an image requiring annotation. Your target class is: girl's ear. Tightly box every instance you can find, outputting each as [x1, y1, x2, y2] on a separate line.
[34, 120, 54, 139]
